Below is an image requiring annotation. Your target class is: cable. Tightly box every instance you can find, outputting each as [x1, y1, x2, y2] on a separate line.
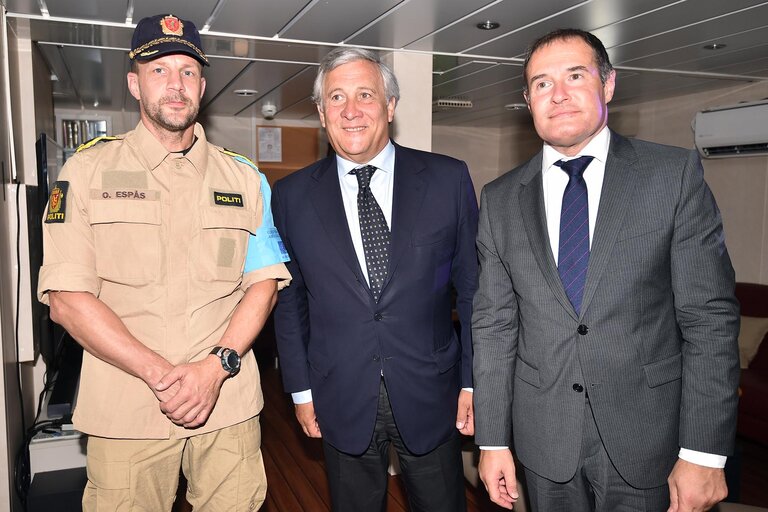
[15, 325, 70, 508]
[12, 182, 31, 509]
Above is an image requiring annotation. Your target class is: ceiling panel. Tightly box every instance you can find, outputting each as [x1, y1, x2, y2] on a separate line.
[280, 0, 401, 43]
[46, 0, 126, 23]
[593, 0, 767, 50]
[619, 28, 768, 75]
[406, 0, 584, 54]
[7, 0, 768, 127]
[132, 0, 218, 29]
[248, 66, 318, 118]
[608, 5, 768, 69]
[434, 62, 522, 100]
[211, 0, 309, 38]
[469, 0, 684, 58]
[39, 45, 131, 111]
[204, 60, 312, 116]
[3, 0, 40, 16]
[348, 0, 492, 50]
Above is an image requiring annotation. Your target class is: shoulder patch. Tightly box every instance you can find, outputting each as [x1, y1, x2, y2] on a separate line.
[76, 136, 120, 153]
[220, 148, 259, 172]
[45, 181, 69, 223]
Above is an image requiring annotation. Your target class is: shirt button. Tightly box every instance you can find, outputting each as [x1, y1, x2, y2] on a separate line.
[573, 383, 584, 393]
[577, 324, 588, 335]
[374, 313, 383, 321]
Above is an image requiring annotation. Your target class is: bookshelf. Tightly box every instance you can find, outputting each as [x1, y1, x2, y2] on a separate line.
[56, 115, 111, 162]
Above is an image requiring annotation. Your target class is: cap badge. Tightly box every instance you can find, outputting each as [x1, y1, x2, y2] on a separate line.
[160, 15, 183, 36]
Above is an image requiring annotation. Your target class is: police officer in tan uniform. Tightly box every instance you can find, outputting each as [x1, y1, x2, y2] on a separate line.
[37, 13, 290, 511]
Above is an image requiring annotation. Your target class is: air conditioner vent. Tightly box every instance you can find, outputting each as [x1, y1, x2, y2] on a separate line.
[694, 100, 768, 158]
[432, 97, 473, 109]
[702, 143, 768, 157]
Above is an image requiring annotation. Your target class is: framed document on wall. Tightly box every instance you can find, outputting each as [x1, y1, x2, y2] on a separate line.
[257, 127, 282, 162]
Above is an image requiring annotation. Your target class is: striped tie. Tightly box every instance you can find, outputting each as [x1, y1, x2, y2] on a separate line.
[555, 156, 594, 315]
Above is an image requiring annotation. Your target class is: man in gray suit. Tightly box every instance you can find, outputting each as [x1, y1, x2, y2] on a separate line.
[472, 28, 739, 512]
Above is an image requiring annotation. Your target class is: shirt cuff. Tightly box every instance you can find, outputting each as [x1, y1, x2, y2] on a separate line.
[241, 263, 292, 291]
[291, 389, 313, 404]
[37, 263, 101, 305]
[462, 387, 473, 392]
[479, 446, 508, 450]
[678, 448, 726, 468]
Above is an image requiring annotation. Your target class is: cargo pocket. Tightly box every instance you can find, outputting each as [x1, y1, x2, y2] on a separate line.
[85, 436, 181, 512]
[90, 200, 161, 284]
[194, 208, 257, 282]
[232, 418, 268, 511]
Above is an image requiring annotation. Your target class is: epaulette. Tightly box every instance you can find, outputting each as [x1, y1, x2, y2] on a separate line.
[220, 147, 259, 172]
[76, 135, 121, 153]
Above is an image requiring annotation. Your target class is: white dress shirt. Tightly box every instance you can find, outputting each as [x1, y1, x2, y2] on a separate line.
[292, 142, 472, 405]
[291, 142, 395, 405]
[483, 126, 725, 469]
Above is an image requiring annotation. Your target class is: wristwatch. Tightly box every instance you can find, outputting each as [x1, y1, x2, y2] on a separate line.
[210, 346, 241, 376]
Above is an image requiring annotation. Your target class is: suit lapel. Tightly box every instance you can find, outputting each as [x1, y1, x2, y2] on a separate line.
[519, 153, 578, 320]
[580, 131, 638, 315]
[309, 157, 368, 283]
[384, 144, 427, 292]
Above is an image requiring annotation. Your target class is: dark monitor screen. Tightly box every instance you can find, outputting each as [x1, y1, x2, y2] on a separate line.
[35, 134, 83, 419]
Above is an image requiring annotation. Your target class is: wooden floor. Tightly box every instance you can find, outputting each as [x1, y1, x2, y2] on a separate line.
[257, 357, 498, 512]
[173, 354, 768, 511]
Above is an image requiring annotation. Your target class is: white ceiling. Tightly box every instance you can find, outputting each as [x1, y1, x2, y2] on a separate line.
[4, 0, 768, 127]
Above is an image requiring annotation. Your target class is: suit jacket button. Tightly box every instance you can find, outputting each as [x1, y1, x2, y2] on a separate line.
[373, 355, 380, 362]
[374, 313, 383, 321]
[577, 324, 588, 335]
[573, 383, 584, 393]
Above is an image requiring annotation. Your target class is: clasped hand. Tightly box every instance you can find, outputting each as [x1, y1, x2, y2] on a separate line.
[151, 357, 228, 429]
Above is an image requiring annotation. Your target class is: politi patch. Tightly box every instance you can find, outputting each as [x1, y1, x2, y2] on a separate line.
[214, 191, 244, 207]
[45, 181, 69, 223]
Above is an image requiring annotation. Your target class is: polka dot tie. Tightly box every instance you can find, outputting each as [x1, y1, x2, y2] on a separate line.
[351, 165, 390, 302]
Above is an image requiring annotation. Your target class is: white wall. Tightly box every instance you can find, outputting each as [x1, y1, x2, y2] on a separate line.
[610, 81, 768, 285]
[434, 81, 768, 285]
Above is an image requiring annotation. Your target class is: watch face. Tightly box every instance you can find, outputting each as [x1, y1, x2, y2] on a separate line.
[224, 349, 241, 372]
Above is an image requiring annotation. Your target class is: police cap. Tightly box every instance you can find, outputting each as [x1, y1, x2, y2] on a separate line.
[129, 14, 209, 66]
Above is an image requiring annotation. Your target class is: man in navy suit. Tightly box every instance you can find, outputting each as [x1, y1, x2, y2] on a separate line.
[272, 47, 478, 511]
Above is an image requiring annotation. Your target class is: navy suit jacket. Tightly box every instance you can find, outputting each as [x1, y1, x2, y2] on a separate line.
[272, 142, 478, 455]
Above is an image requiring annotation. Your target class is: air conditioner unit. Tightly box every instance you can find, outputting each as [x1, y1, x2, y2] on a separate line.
[693, 99, 768, 158]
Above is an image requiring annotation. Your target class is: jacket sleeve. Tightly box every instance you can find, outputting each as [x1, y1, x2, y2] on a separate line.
[472, 185, 518, 446]
[451, 162, 479, 389]
[271, 181, 312, 393]
[672, 150, 739, 456]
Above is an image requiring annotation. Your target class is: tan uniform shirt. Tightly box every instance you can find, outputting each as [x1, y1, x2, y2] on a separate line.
[38, 121, 290, 439]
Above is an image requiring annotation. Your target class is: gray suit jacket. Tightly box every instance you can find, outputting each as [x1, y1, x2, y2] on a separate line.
[472, 131, 740, 488]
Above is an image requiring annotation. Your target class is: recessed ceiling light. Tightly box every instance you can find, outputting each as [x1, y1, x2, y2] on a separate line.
[505, 103, 527, 111]
[703, 43, 727, 50]
[234, 89, 258, 97]
[476, 20, 500, 30]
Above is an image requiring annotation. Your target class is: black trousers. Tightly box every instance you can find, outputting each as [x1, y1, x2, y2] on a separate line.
[322, 379, 466, 512]
[524, 397, 669, 512]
